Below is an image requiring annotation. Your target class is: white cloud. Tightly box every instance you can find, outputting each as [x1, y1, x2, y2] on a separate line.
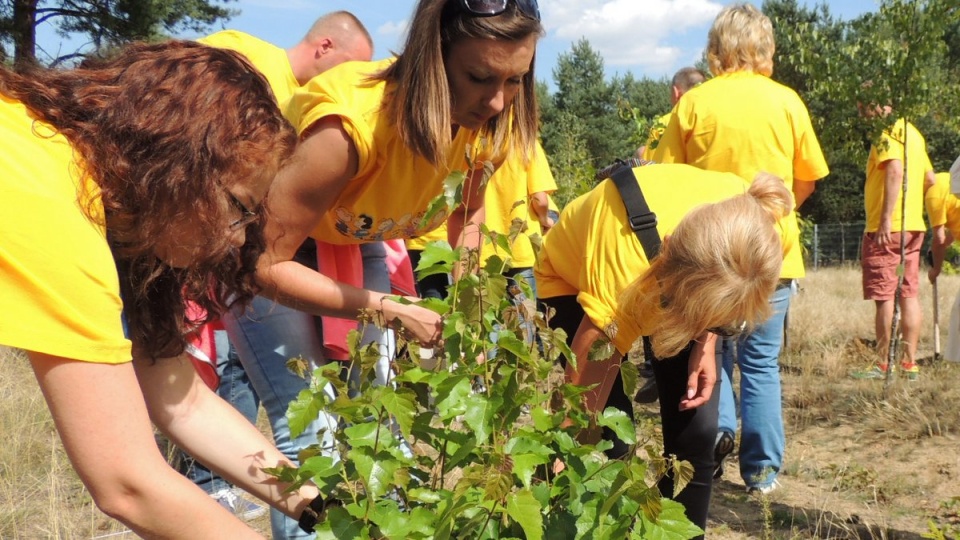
[377, 19, 408, 41]
[543, 0, 723, 73]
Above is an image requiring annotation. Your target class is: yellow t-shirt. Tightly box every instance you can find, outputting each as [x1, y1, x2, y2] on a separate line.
[479, 141, 557, 268]
[406, 142, 557, 268]
[535, 163, 787, 355]
[864, 118, 934, 233]
[925, 172, 960, 239]
[197, 30, 299, 106]
[652, 71, 829, 279]
[640, 111, 672, 161]
[285, 58, 488, 244]
[0, 96, 130, 364]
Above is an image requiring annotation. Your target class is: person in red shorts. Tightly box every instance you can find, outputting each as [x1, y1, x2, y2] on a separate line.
[858, 102, 936, 380]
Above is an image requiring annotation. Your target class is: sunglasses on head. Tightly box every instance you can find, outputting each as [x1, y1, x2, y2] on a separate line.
[457, 0, 540, 21]
[707, 320, 747, 338]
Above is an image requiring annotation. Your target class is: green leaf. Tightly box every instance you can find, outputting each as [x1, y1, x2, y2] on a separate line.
[286, 388, 324, 439]
[463, 393, 501, 444]
[349, 447, 399, 499]
[620, 360, 639, 399]
[636, 498, 703, 540]
[434, 375, 473, 420]
[313, 506, 368, 539]
[597, 407, 636, 446]
[495, 333, 529, 360]
[505, 489, 544, 540]
[380, 387, 418, 439]
[415, 240, 457, 277]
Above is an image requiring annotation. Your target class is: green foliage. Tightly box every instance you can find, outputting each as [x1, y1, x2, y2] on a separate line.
[766, 0, 960, 223]
[0, 0, 237, 67]
[276, 170, 701, 539]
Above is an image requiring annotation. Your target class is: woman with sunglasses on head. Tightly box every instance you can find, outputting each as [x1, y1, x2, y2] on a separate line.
[221, 2, 542, 535]
[0, 41, 339, 537]
[535, 163, 793, 537]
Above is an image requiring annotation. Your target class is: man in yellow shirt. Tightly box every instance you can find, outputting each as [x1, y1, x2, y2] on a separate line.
[653, 3, 829, 495]
[636, 66, 706, 160]
[858, 105, 936, 381]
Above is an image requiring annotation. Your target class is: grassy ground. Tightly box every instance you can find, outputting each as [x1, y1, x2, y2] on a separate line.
[2, 266, 959, 538]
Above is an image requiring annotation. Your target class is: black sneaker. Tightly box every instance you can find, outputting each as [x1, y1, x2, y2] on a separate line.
[713, 431, 735, 480]
[633, 376, 659, 403]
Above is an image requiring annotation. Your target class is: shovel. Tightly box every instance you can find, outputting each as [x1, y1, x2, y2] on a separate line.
[934, 278, 942, 362]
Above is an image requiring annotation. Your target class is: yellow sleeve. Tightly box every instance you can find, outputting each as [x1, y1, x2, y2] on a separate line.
[651, 106, 686, 164]
[0, 103, 129, 363]
[926, 177, 949, 229]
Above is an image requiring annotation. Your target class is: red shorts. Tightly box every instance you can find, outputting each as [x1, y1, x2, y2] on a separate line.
[861, 231, 924, 300]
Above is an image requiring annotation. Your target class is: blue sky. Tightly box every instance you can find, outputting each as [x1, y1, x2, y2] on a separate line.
[35, 0, 879, 85]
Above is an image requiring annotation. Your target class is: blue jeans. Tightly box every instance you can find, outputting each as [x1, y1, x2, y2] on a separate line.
[223, 296, 335, 540]
[718, 282, 791, 489]
[223, 242, 395, 539]
[183, 329, 261, 494]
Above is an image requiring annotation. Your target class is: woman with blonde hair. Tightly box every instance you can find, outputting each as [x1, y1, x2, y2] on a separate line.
[535, 163, 792, 536]
[653, 2, 829, 494]
[0, 40, 337, 537]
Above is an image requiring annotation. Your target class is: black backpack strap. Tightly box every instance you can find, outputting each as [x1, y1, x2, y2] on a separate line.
[597, 160, 661, 260]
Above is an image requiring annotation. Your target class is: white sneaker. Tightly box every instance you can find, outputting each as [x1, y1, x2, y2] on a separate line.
[211, 488, 268, 520]
[747, 479, 781, 496]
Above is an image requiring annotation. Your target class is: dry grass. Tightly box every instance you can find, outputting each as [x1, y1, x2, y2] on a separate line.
[3, 266, 960, 538]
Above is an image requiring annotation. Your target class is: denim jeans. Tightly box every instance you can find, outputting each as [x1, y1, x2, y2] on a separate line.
[223, 242, 395, 539]
[223, 296, 335, 540]
[718, 282, 791, 489]
[183, 329, 261, 494]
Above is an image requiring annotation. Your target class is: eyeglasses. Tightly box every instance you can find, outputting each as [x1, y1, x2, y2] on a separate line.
[457, 0, 540, 21]
[228, 192, 258, 231]
[707, 321, 747, 338]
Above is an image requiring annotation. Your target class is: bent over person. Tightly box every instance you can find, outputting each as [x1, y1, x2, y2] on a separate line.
[0, 41, 337, 537]
[535, 163, 793, 537]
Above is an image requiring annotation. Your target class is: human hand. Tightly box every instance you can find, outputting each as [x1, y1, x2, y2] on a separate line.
[875, 221, 892, 247]
[929, 266, 940, 284]
[678, 336, 717, 411]
[381, 298, 443, 347]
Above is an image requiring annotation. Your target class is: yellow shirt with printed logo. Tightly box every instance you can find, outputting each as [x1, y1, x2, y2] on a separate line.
[0, 95, 130, 364]
[653, 71, 829, 279]
[536, 163, 789, 355]
[286, 58, 490, 244]
[864, 118, 934, 233]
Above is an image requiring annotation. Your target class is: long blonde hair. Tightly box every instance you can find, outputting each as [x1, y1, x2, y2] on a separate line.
[706, 3, 775, 77]
[376, 0, 543, 166]
[619, 173, 793, 358]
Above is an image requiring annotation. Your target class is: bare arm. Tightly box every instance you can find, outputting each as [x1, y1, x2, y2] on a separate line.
[529, 190, 555, 233]
[258, 117, 441, 344]
[877, 159, 904, 246]
[28, 352, 262, 539]
[564, 315, 624, 415]
[678, 332, 718, 411]
[792, 179, 817, 210]
[133, 354, 320, 520]
[928, 224, 952, 283]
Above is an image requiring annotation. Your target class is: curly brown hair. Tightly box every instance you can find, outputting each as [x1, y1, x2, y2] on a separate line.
[0, 41, 298, 358]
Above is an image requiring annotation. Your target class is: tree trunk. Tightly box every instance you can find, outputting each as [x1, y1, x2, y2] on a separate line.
[13, 0, 37, 72]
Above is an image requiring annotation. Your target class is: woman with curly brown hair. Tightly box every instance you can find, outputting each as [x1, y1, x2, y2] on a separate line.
[0, 41, 330, 537]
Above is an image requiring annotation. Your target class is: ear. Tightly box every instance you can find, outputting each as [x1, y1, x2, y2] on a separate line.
[671, 85, 682, 104]
[317, 37, 333, 56]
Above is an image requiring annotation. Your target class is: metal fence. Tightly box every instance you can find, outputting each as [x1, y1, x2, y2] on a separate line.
[805, 221, 934, 270]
